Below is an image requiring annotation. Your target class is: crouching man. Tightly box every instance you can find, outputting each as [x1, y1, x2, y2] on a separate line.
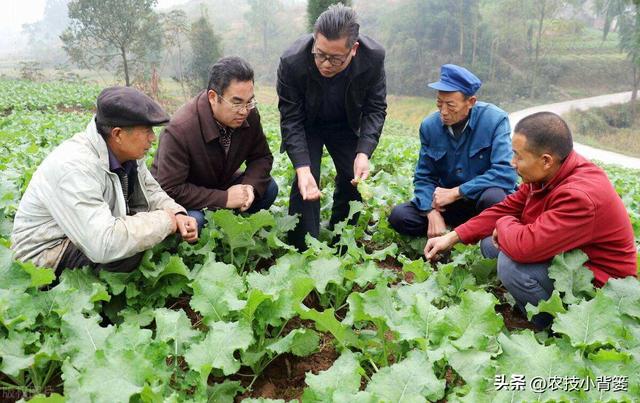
[11, 86, 197, 273]
[424, 112, 637, 329]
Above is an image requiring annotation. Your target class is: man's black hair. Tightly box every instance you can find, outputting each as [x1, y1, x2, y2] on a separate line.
[207, 56, 254, 95]
[514, 111, 573, 160]
[313, 3, 360, 48]
[95, 119, 114, 140]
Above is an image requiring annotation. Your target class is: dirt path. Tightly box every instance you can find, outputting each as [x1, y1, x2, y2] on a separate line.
[508, 91, 640, 170]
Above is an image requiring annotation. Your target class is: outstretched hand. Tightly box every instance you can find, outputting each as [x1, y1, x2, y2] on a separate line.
[424, 231, 460, 261]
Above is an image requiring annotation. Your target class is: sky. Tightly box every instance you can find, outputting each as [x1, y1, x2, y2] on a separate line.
[0, 0, 190, 32]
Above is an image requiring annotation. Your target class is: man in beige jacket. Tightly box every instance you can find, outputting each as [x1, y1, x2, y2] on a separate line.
[11, 87, 197, 273]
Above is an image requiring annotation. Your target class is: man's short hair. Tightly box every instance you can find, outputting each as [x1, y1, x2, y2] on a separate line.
[207, 56, 254, 95]
[313, 3, 360, 48]
[514, 112, 573, 160]
[96, 120, 114, 140]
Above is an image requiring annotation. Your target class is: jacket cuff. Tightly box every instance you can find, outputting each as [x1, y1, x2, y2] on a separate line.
[356, 137, 378, 157]
[287, 150, 311, 169]
[453, 223, 473, 244]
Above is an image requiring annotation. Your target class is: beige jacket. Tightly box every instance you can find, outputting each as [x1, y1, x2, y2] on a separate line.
[11, 118, 185, 268]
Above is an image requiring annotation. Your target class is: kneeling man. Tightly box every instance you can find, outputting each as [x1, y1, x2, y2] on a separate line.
[11, 87, 197, 273]
[425, 112, 637, 328]
[152, 57, 277, 229]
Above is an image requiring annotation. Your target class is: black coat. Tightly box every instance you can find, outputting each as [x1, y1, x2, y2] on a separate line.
[276, 34, 387, 168]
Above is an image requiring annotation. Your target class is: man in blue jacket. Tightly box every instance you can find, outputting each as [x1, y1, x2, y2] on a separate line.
[389, 64, 516, 239]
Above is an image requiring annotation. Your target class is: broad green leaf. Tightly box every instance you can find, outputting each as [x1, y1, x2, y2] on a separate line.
[368, 242, 398, 261]
[525, 289, 567, 320]
[435, 262, 477, 299]
[402, 293, 446, 346]
[190, 260, 246, 323]
[61, 312, 114, 368]
[396, 275, 442, 306]
[63, 349, 154, 403]
[242, 399, 285, 403]
[0, 331, 35, 377]
[184, 321, 253, 379]
[98, 271, 130, 295]
[0, 244, 36, 292]
[447, 349, 494, 385]
[468, 258, 497, 285]
[303, 350, 362, 402]
[267, 328, 320, 357]
[365, 350, 445, 402]
[602, 276, 640, 319]
[297, 307, 359, 348]
[140, 252, 190, 285]
[586, 349, 640, 400]
[548, 249, 595, 304]
[346, 260, 385, 287]
[553, 291, 625, 348]
[18, 260, 55, 288]
[494, 331, 585, 402]
[400, 256, 430, 283]
[241, 288, 272, 324]
[51, 268, 110, 315]
[443, 290, 503, 350]
[154, 308, 200, 356]
[208, 380, 244, 403]
[307, 256, 343, 293]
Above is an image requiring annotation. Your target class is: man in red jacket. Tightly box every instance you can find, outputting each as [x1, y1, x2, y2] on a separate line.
[425, 112, 637, 328]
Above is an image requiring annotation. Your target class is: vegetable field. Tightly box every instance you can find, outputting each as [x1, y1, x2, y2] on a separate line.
[0, 79, 639, 403]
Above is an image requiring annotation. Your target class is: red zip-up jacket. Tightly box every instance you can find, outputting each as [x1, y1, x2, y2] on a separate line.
[455, 151, 637, 286]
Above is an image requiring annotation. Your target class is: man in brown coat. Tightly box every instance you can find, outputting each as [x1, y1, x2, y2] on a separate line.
[152, 57, 277, 229]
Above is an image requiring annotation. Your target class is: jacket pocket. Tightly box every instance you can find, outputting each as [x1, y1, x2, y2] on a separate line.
[468, 144, 491, 171]
[426, 148, 447, 161]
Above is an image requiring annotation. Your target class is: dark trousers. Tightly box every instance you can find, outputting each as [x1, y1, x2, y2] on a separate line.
[187, 176, 279, 230]
[388, 187, 507, 237]
[482, 240, 554, 330]
[288, 129, 361, 250]
[57, 241, 144, 274]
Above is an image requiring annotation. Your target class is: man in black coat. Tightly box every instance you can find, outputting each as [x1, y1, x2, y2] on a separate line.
[277, 4, 387, 249]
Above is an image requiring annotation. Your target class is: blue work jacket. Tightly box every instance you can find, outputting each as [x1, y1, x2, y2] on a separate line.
[412, 102, 517, 211]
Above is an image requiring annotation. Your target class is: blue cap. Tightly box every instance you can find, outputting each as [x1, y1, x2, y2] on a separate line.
[428, 64, 482, 96]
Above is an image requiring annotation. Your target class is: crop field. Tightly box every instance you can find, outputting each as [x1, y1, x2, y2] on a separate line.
[0, 79, 639, 402]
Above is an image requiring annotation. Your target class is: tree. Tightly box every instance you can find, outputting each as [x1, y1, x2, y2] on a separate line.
[161, 10, 190, 99]
[23, 0, 70, 64]
[188, 13, 223, 92]
[306, 0, 352, 32]
[60, 0, 162, 86]
[598, 0, 640, 107]
[246, 0, 282, 63]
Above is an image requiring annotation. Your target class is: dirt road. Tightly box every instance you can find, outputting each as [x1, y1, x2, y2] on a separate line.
[509, 91, 640, 170]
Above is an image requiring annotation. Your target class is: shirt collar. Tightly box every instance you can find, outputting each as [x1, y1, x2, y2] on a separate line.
[445, 114, 470, 138]
[106, 145, 136, 174]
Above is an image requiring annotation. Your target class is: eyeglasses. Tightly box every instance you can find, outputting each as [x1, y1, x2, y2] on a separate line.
[311, 44, 352, 67]
[219, 95, 258, 113]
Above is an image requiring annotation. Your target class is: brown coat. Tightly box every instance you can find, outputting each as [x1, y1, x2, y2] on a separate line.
[151, 91, 273, 210]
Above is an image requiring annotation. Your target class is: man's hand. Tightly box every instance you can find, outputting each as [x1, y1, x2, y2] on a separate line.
[175, 214, 198, 243]
[492, 228, 500, 250]
[239, 185, 255, 212]
[432, 187, 461, 211]
[226, 184, 249, 209]
[296, 166, 321, 201]
[424, 231, 460, 261]
[351, 153, 370, 186]
[427, 209, 447, 238]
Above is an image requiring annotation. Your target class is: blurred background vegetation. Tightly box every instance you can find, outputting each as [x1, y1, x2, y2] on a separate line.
[3, 0, 640, 156]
